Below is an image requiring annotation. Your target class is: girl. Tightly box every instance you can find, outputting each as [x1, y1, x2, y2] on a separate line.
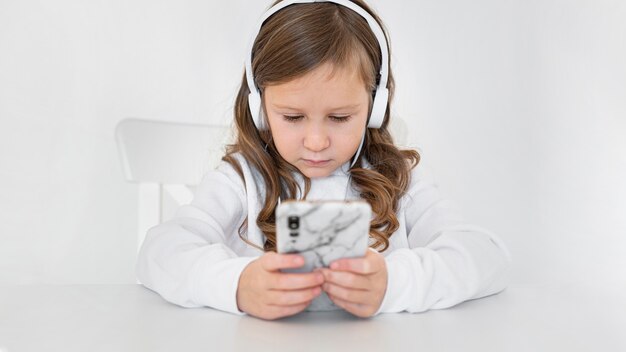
[136, 0, 511, 321]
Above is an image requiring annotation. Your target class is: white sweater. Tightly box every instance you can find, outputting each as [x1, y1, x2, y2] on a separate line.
[136, 153, 511, 315]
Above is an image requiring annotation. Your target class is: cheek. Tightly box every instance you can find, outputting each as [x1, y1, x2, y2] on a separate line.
[336, 119, 367, 142]
[271, 126, 299, 152]
[344, 132, 365, 151]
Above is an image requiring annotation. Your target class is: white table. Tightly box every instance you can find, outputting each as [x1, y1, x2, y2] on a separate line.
[1, 283, 624, 351]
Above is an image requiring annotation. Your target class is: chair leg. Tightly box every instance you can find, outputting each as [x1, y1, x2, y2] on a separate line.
[137, 182, 161, 252]
[136, 183, 161, 284]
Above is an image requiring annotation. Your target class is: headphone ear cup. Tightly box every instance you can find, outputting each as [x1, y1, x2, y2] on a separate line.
[248, 91, 266, 130]
[368, 87, 388, 128]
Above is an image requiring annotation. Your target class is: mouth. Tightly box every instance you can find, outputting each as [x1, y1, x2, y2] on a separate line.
[302, 159, 331, 167]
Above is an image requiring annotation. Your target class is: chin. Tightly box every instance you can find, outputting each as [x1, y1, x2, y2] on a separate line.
[299, 167, 333, 179]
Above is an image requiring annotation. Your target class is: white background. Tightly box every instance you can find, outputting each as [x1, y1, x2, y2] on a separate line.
[1, 0, 624, 287]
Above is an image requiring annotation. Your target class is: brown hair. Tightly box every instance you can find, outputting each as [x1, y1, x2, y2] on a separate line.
[223, 0, 420, 252]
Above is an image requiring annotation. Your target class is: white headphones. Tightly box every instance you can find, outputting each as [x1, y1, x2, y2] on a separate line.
[245, 0, 390, 131]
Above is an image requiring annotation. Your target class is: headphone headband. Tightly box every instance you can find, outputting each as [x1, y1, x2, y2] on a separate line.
[245, 0, 390, 130]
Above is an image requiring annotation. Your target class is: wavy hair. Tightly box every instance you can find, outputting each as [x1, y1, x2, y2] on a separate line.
[223, 0, 420, 252]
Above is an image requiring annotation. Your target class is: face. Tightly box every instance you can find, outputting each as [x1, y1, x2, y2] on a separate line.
[263, 62, 370, 178]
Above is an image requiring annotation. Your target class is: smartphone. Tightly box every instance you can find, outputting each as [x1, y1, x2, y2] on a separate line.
[276, 200, 371, 273]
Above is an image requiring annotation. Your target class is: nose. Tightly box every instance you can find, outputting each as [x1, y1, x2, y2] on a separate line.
[303, 123, 330, 152]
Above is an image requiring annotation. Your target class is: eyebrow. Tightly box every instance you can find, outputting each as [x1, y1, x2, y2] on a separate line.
[270, 103, 362, 111]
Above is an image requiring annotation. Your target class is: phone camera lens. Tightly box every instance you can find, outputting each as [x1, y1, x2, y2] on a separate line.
[288, 216, 299, 230]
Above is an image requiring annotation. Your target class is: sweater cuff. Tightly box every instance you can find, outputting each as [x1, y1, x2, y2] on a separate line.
[192, 255, 257, 315]
[374, 248, 416, 315]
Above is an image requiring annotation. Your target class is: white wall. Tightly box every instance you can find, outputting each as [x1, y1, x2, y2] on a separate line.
[1, 0, 624, 286]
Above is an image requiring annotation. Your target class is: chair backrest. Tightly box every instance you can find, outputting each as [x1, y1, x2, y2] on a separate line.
[115, 118, 232, 253]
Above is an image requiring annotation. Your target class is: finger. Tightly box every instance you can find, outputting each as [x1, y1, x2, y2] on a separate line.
[271, 271, 325, 290]
[272, 302, 311, 320]
[322, 282, 370, 304]
[259, 302, 310, 321]
[268, 287, 322, 306]
[261, 252, 305, 271]
[328, 294, 375, 318]
[330, 249, 382, 274]
[321, 269, 370, 290]
[330, 258, 373, 274]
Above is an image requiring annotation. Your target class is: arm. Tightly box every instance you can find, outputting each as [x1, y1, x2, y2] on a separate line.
[135, 162, 256, 314]
[377, 166, 512, 313]
[136, 160, 325, 319]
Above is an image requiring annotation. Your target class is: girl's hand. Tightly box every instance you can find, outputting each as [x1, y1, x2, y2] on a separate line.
[236, 252, 324, 320]
[320, 248, 388, 318]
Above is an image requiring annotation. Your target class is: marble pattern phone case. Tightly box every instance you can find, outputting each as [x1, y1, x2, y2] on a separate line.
[276, 200, 371, 311]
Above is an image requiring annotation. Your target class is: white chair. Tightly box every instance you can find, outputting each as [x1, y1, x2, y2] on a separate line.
[115, 118, 232, 253]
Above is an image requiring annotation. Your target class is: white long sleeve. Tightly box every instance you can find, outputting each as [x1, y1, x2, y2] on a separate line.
[375, 167, 512, 314]
[136, 161, 259, 314]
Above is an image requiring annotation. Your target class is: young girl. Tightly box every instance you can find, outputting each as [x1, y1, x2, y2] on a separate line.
[136, 0, 511, 320]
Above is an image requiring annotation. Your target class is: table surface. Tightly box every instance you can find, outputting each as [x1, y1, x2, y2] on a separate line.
[1, 282, 625, 352]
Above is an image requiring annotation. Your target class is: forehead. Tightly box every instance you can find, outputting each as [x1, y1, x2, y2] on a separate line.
[264, 63, 368, 108]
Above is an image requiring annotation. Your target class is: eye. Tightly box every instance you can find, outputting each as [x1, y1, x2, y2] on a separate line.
[329, 115, 351, 122]
[283, 115, 304, 122]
